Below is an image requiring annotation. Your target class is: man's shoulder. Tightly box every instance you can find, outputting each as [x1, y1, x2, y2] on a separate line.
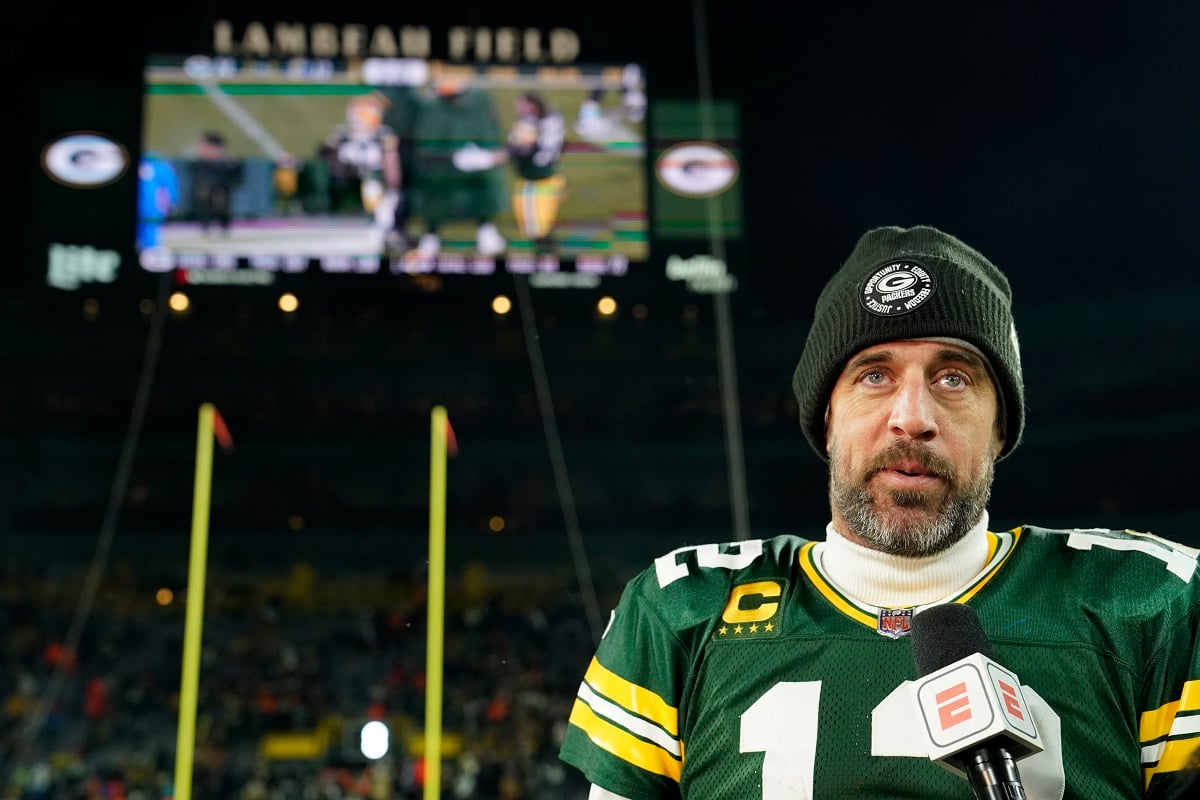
[1017, 524, 1195, 553]
[635, 533, 815, 582]
[620, 534, 815, 625]
[1013, 524, 1198, 588]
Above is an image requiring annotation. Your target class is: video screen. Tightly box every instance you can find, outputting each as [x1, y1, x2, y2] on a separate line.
[137, 55, 649, 281]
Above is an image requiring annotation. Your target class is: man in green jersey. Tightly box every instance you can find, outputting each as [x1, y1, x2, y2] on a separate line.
[559, 225, 1200, 799]
[405, 73, 508, 259]
[506, 91, 566, 256]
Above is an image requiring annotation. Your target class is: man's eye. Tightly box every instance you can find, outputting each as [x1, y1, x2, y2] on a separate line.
[940, 374, 965, 388]
[863, 371, 886, 385]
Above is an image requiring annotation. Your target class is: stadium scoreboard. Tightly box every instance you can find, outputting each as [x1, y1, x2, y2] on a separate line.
[27, 12, 744, 299]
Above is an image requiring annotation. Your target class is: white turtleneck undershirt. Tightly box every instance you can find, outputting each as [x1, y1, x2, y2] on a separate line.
[816, 513, 991, 607]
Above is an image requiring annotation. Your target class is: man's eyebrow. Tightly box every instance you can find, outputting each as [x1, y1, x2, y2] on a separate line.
[933, 348, 985, 370]
[845, 351, 894, 371]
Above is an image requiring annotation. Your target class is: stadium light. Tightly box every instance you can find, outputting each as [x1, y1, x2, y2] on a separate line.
[361, 720, 389, 760]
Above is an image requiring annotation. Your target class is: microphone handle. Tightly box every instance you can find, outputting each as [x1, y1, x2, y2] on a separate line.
[962, 746, 1028, 800]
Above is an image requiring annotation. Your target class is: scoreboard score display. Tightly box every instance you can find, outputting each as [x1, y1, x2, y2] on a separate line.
[24, 11, 744, 300]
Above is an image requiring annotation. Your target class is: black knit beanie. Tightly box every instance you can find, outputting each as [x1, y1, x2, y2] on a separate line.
[792, 225, 1023, 462]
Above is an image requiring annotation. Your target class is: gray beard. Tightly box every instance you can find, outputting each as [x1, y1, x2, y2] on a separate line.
[829, 440, 994, 558]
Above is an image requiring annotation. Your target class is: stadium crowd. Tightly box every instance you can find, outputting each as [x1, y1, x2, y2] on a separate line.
[0, 558, 604, 800]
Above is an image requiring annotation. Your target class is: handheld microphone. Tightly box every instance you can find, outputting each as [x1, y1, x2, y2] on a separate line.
[909, 603, 1043, 800]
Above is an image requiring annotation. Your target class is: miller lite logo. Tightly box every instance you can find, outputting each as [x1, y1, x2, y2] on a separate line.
[877, 607, 913, 638]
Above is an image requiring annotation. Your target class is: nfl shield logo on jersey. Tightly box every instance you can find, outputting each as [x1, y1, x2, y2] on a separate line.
[877, 608, 913, 638]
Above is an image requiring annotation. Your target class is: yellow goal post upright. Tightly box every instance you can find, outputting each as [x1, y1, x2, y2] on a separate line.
[424, 404, 454, 800]
[174, 402, 232, 800]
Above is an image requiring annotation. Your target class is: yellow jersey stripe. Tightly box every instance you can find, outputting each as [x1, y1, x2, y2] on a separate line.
[568, 697, 684, 782]
[584, 657, 679, 736]
[576, 683, 682, 757]
[1142, 732, 1200, 789]
[797, 542, 878, 627]
[1142, 715, 1200, 764]
[1141, 680, 1200, 742]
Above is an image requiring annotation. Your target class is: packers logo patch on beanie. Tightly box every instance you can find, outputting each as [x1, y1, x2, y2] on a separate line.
[860, 261, 936, 316]
[792, 225, 1024, 463]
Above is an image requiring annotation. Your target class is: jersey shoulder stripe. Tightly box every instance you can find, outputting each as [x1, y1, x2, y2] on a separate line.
[585, 656, 680, 737]
[567, 684, 683, 780]
[1141, 679, 1200, 788]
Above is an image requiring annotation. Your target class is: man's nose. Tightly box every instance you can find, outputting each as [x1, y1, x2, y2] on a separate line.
[888, 380, 938, 442]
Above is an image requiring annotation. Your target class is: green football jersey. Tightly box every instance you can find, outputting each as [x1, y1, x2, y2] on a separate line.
[559, 526, 1200, 799]
[410, 88, 506, 221]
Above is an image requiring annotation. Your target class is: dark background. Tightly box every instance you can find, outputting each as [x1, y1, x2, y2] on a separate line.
[7, 0, 1198, 564]
[2, 1, 1200, 797]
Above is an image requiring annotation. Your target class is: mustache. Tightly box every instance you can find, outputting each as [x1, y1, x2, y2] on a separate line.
[863, 441, 955, 484]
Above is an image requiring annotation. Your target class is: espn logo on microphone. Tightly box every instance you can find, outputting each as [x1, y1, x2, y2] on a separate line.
[910, 653, 1043, 763]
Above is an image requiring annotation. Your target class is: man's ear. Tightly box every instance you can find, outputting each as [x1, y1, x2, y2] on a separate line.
[824, 405, 833, 453]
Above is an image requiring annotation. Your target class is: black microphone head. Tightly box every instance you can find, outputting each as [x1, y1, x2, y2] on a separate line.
[910, 603, 994, 677]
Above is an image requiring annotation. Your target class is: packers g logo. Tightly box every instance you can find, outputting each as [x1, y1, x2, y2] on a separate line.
[717, 580, 783, 639]
[41, 132, 130, 189]
[655, 141, 739, 198]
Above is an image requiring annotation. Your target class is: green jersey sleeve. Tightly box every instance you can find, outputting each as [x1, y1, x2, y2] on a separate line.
[558, 539, 775, 799]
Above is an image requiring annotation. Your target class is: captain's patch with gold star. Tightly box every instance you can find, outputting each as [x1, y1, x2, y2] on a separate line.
[714, 579, 784, 639]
